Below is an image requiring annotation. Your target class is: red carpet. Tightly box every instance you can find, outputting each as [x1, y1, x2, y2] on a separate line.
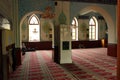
[9, 48, 117, 80]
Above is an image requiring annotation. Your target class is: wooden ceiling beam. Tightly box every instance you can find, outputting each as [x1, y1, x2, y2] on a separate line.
[52, 0, 117, 5]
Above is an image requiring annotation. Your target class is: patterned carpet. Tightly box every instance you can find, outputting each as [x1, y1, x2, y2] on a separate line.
[9, 48, 117, 80]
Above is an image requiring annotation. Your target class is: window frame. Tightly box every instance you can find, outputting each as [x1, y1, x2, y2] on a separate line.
[28, 14, 40, 42]
[89, 16, 98, 40]
[71, 17, 78, 41]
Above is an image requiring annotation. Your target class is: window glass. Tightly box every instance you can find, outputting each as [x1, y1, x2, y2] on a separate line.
[30, 16, 39, 24]
[89, 16, 98, 40]
[71, 17, 78, 40]
[29, 14, 40, 42]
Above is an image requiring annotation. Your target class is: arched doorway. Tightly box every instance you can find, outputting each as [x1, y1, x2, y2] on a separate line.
[20, 11, 54, 49]
[79, 5, 116, 43]
[79, 6, 117, 57]
[78, 5, 117, 78]
[20, 11, 43, 44]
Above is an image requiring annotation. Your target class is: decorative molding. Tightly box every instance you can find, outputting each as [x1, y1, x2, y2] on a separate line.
[52, 0, 117, 5]
[41, 6, 55, 19]
[78, 16, 104, 20]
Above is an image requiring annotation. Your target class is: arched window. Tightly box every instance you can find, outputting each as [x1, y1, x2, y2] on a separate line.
[89, 16, 98, 40]
[29, 14, 40, 42]
[71, 17, 78, 40]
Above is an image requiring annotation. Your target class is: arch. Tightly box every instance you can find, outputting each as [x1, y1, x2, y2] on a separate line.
[20, 11, 54, 42]
[79, 6, 116, 43]
[72, 17, 78, 26]
[28, 14, 40, 24]
[20, 11, 43, 27]
[0, 13, 11, 30]
[20, 11, 43, 42]
[0, 11, 12, 23]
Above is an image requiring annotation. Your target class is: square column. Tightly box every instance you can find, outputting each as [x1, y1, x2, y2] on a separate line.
[53, 24, 72, 64]
[60, 25, 72, 64]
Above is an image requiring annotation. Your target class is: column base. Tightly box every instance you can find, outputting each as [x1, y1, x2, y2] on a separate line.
[14, 48, 22, 66]
[107, 43, 117, 57]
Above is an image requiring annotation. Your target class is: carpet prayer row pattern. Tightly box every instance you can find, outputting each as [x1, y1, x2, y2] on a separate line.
[9, 48, 117, 80]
